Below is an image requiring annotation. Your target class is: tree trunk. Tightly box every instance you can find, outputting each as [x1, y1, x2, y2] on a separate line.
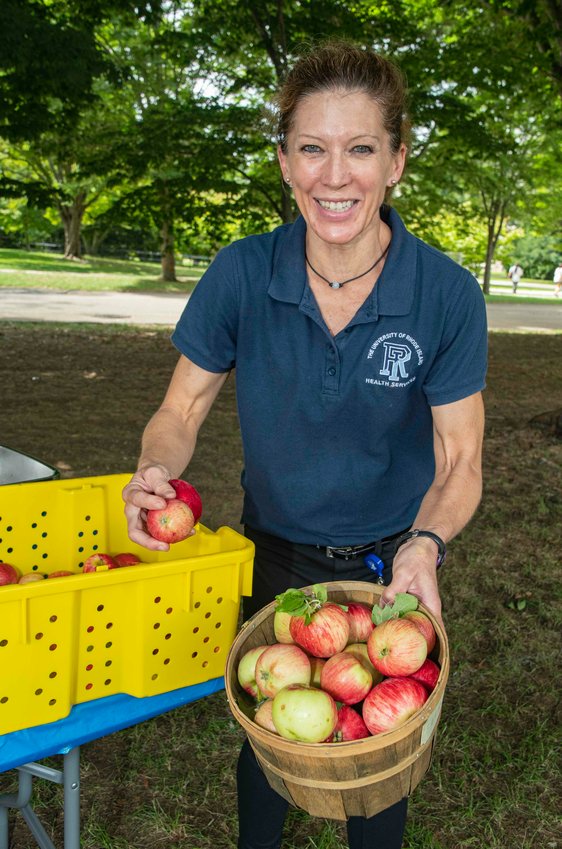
[160, 218, 177, 282]
[482, 224, 496, 295]
[59, 191, 86, 260]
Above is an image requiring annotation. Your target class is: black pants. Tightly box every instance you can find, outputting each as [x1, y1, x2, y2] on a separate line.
[237, 526, 408, 849]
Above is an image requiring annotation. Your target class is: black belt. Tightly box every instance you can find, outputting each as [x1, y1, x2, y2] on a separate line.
[318, 529, 406, 561]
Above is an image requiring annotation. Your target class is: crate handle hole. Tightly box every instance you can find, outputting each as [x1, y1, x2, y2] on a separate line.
[0, 697, 8, 704]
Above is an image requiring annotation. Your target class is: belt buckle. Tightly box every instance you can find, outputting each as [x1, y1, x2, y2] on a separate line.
[325, 545, 355, 560]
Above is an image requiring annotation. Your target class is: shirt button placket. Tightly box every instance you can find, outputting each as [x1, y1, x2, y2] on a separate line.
[323, 343, 340, 393]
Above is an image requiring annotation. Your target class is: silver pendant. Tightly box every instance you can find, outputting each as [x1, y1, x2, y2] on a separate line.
[329, 281, 342, 289]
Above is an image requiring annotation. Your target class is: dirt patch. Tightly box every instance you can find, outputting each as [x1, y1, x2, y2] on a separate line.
[1, 323, 561, 849]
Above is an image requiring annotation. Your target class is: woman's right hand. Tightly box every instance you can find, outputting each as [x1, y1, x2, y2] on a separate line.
[122, 464, 177, 551]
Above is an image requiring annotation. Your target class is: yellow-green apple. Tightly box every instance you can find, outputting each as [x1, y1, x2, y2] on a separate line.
[272, 684, 338, 742]
[409, 658, 440, 692]
[345, 602, 375, 643]
[169, 479, 202, 522]
[367, 618, 427, 676]
[320, 651, 373, 705]
[362, 677, 428, 734]
[289, 603, 350, 658]
[83, 553, 118, 573]
[343, 642, 384, 685]
[273, 609, 294, 644]
[18, 572, 46, 584]
[254, 699, 278, 733]
[255, 643, 311, 699]
[332, 704, 371, 742]
[237, 644, 269, 698]
[403, 610, 436, 653]
[113, 552, 142, 567]
[146, 498, 194, 543]
[309, 656, 326, 688]
[0, 562, 19, 585]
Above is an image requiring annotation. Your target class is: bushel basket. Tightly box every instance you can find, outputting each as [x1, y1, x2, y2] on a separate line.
[225, 580, 449, 821]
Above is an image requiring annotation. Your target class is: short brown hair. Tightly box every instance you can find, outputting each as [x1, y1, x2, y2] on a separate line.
[276, 40, 409, 155]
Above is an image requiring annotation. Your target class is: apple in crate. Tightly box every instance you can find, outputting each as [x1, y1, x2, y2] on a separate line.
[320, 651, 373, 705]
[146, 498, 195, 544]
[48, 571, 75, 578]
[255, 643, 311, 699]
[403, 610, 437, 653]
[0, 562, 19, 585]
[83, 553, 118, 573]
[19, 572, 46, 584]
[367, 617, 427, 677]
[237, 644, 269, 698]
[272, 684, 338, 743]
[113, 552, 142, 567]
[363, 677, 428, 735]
[409, 658, 441, 693]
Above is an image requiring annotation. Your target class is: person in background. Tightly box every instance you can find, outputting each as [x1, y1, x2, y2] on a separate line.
[122, 40, 487, 849]
[553, 261, 562, 297]
[508, 261, 523, 294]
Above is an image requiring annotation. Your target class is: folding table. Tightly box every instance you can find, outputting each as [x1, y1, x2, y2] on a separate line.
[0, 676, 225, 849]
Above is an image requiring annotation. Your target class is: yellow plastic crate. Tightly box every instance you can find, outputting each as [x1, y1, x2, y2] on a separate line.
[0, 474, 254, 735]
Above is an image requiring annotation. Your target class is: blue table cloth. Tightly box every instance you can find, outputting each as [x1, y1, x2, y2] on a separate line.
[0, 677, 224, 773]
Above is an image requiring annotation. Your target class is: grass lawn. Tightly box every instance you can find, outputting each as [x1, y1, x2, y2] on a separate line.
[0, 248, 205, 293]
[0, 247, 560, 303]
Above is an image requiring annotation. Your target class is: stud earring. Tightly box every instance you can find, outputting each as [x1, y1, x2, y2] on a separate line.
[390, 178, 398, 185]
[285, 177, 292, 187]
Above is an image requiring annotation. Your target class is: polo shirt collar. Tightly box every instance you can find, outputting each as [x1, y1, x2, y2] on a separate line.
[268, 206, 417, 316]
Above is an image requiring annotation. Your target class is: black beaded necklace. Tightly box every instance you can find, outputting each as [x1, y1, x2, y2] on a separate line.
[305, 241, 390, 290]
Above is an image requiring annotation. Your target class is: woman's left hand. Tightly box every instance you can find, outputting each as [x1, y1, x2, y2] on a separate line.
[379, 536, 443, 623]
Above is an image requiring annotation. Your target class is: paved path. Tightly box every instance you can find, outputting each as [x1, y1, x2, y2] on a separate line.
[1, 286, 561, 332]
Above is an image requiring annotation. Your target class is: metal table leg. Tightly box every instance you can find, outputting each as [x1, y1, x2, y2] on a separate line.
[0, 747, 80, 849]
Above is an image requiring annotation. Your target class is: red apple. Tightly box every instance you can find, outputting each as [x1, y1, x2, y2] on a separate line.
[146, 498, 194, 543]
[113, 552, 142, 567]
[409, 658, 441, 692]
[332, 704, 371, 742]
[362, 677, 428, 734]
[403, 610, 437, 654]
[169, 479, 202, 523]
[18, 572, 46, 584]
[0, 562, 19, 585]
[255, 643, 311, 699]
[345, 602, 375, 643]
[48, 570, 75, 578]
[320, 651, 373, 705]
[237, 644, 269, 698]
[367, 618, 427, 677]
[272, 684, 338, 743]
[83, 553, 119, 573]
[273, 609, 295, 644]
[289, 603, 350, 658]
[343, 643, 384, 685]
[254, 699, 278, 734]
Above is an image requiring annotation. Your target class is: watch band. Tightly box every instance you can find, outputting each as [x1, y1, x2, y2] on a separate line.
[395, 529, 446, 568]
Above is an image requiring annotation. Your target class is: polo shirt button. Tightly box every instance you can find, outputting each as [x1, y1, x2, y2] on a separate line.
[327, 367, 336, 376]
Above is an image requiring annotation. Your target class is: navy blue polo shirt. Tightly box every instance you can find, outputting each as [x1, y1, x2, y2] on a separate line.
[172, 206, 487, 546]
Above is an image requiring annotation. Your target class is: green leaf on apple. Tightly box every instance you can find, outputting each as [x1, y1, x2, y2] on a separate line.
[372, 591, 419, 625]
[275, 584, 340, 624]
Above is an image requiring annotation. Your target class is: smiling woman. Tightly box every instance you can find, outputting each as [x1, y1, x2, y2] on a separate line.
[121, 39, 488, 849]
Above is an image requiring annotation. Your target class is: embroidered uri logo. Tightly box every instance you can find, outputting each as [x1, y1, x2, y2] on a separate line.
[380, 342, 411, 381]
[366, 332, 424, 389]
